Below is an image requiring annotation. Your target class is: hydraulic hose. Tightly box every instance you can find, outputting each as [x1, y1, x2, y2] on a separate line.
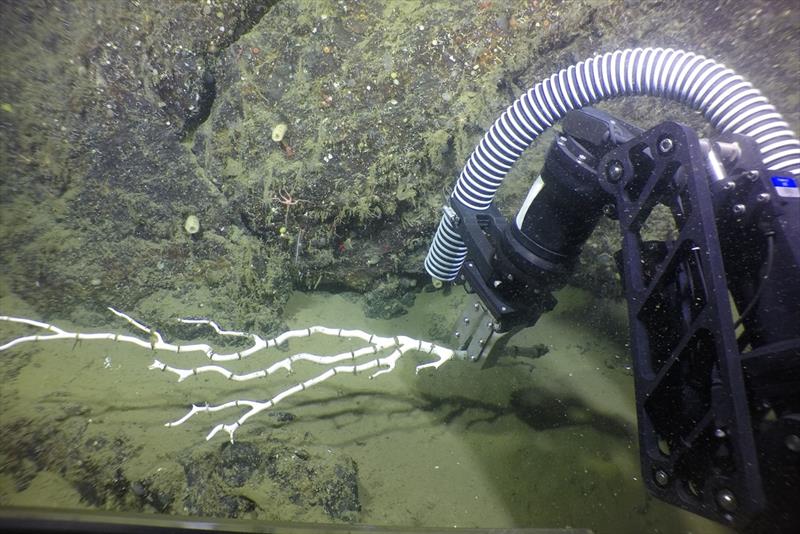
[424, 47, 800, 282]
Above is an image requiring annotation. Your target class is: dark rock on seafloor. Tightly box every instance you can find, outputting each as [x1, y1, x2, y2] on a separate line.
[183, 440, 361, 521]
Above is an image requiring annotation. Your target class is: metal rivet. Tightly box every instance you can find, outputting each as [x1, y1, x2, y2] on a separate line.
[786, 434, 800, 453]
[732, 204, 746, 215]
[658, 137, 674, 154]
[654, 469, 669, 487]
[757, 192, 770, 203]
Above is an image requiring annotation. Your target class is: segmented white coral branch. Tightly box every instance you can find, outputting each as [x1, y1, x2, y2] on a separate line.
[0, 308, 460, 441]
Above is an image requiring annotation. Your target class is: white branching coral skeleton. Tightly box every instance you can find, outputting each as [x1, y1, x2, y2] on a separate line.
[0, 307, 461, 442]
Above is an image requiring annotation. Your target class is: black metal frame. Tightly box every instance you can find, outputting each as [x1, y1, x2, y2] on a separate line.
[598, 122, 765, 527]
[597, 119, 800, 531]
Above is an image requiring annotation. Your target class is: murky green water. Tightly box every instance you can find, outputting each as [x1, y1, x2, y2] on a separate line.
[0, 0, 796, 532]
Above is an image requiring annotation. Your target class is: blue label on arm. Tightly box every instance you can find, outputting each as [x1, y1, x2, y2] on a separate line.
[772, 176, 799, 198]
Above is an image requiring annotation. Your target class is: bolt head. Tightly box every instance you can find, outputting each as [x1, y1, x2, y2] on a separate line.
[757, 192, 770, 203]
[717, 489, 737, 512]
[732, 204, 746, 215]
[658, 137, 674, 154]
[654, 469, 669, 487]
[606, 161, 624, 183]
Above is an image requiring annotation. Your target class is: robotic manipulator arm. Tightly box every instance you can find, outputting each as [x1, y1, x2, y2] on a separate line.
[442, 107, 800, 531]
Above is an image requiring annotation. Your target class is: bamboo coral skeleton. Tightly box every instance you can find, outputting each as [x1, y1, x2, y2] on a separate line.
[0, 307, 460, 442]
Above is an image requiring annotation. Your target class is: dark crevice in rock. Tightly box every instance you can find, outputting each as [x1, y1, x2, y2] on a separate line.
[176, 67, 216, 138]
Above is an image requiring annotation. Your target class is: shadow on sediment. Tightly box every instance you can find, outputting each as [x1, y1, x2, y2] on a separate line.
[420, 387, 634, 440]
[267, 386, 635, 446]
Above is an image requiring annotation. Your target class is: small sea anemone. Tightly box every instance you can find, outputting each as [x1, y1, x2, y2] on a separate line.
[271, 123, 288, 142]
[184, 214, 200, 235]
